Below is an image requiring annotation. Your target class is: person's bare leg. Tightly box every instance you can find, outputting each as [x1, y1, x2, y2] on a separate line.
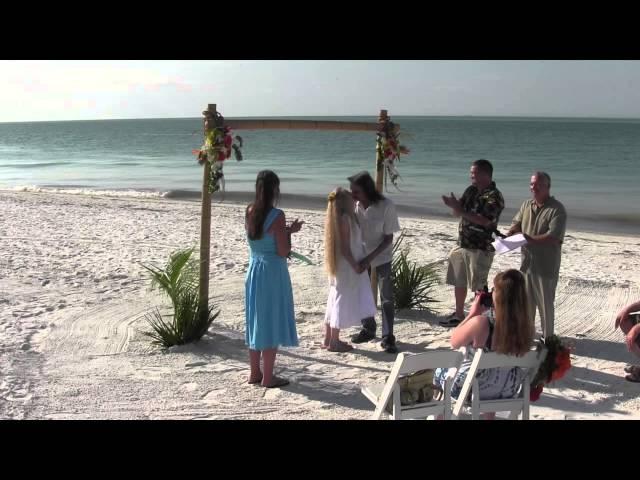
[261, 348, 289, 388]
[620, 317, 635, 335]
[620, 318, 640, 379]
[261, 348, 277, 386]
[321, 324, 331, 348]
[328, 327, 353, 352]
[330, 327, 341, 344]
[455, 287, 467, 319]
[248, 349, 262, 384]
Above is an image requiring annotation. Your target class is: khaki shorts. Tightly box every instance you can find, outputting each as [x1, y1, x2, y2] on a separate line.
[445, 246, 494, 291]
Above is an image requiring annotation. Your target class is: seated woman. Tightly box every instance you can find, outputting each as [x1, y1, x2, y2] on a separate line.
[434, 269, 535, 405]
[614, 299, 640, 382]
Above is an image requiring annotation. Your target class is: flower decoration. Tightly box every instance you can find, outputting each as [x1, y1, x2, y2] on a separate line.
[529, 335, 573, 402]
[376, 118, 410, 191]
[193, 112, 244, 194]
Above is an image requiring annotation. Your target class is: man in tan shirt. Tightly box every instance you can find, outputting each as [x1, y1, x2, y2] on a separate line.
[507, 171, 567, 337]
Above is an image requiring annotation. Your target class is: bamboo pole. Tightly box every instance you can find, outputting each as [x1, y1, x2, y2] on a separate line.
[370, 109, 388, 306]
[375, 110, 387, 192]
[198, 104, 215, 322]
[225, 119, 380, 131]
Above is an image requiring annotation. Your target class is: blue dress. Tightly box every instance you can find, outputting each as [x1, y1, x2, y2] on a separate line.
[245, 208, 299, 351]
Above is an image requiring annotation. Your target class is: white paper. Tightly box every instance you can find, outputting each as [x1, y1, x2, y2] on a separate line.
[492, 234, 528, 254]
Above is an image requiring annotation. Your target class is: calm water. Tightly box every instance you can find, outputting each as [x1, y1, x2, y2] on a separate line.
[1, 116, 639, 232]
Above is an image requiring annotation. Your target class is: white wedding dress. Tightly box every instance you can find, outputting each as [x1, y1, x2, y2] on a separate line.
[324, 217, 377, 329]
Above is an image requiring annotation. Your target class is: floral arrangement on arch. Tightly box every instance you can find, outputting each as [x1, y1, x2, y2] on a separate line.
[530, 335, 573, 402]
[376, 117, 410, 191]
[193, 111, 243, 194]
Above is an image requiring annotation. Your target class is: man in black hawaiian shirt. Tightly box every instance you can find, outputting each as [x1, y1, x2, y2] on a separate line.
[440, 159, 505, 327]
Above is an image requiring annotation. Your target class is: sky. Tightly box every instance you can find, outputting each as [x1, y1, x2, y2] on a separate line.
[1, 60, 640, 122]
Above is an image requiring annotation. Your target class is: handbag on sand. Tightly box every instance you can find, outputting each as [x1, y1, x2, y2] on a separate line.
[399, 369, 437, 404]
[385, 369, 440, 413]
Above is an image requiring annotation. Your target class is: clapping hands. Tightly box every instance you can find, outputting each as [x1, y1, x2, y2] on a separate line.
[442, 192, 462, 215]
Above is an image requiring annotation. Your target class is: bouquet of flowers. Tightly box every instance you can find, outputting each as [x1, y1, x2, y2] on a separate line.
[529, 335, 573, 402]
[376, 119, 410, 191]
[193, 126, 243, 194]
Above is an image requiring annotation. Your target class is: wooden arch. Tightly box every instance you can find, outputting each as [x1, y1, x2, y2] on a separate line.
[198, 104, 398, 321]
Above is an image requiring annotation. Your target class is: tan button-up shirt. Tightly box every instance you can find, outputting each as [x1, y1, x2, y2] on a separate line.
[512, 197, 567, 279]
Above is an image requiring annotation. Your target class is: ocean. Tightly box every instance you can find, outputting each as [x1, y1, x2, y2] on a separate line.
[1, 116, 638, 234]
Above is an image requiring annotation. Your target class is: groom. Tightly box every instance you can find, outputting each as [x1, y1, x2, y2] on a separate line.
[348, 171, 401, 354]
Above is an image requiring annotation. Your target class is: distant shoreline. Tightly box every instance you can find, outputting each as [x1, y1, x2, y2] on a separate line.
[4, 186, 638, 237]
[3, 115, 640, 125]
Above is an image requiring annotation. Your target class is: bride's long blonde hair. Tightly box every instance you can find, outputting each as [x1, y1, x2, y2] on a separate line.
[324, 187, 356, 277]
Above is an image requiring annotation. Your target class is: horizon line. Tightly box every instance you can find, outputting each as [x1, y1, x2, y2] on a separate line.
[2, 114, 640, 124]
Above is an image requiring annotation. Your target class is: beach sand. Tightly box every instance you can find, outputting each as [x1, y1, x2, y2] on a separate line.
[1, 190, 639, 420]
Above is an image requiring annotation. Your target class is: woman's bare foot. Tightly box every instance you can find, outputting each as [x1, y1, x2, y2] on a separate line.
[248, 373, 263, 385]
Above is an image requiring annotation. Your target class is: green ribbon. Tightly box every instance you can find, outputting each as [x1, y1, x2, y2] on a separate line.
[290, 251, 313, 265]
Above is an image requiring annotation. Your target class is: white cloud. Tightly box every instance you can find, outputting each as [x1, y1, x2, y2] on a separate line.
[1, 60, 640, 121]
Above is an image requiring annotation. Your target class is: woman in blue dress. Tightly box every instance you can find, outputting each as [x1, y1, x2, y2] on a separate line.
[245, 170, 303, 388]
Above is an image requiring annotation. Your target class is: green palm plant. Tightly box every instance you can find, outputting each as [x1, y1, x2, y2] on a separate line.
[141, 248, 219, 347]
[392, 232, 440, 311]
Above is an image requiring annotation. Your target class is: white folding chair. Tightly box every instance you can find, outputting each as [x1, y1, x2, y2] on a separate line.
[361, 350, 464, 420]
[452, 345, 547, 420]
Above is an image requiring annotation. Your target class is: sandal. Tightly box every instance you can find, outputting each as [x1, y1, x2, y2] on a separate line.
[328, 341, 354, 353]
[625, 374, 640, 383]
[263, 376, 290, 388]
[439, 313, 462, 328]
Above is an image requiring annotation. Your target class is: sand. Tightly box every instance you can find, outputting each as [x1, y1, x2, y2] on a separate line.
[1, 190, 639, 420]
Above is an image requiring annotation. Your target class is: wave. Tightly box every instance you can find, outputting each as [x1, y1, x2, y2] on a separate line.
[139, 133, 198, 136]
[111, 154, 163, 160]
[6, 185, 168, 199]
[3, 186, 638, 235]
[161, 189, 202, 200]
[0, 146, 26, 153]
[0, 161, 74, 169]
[582, 212, 640, 227]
